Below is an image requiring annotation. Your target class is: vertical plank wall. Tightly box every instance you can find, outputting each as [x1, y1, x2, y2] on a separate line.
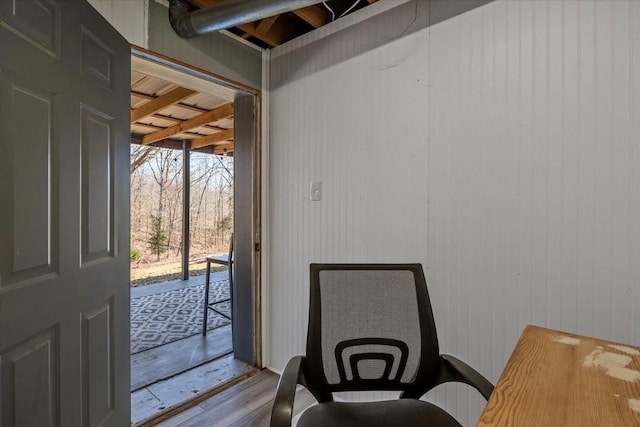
[269, 0, 430, 400]
[268, 0, 640, 423]
[88, 0, 148, 48]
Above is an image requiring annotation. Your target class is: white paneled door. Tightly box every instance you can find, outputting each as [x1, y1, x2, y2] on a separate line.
[0, 0, 130, 425]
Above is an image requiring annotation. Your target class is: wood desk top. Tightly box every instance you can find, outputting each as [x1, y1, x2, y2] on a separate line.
[477, 325, 640, 426]
[206, 254, 229, 266]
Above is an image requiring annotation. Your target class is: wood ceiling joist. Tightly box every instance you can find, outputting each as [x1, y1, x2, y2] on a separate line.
[130, 87, 197, 123]
[131, 90, 221, 116]
[131, 73, 150, 87]
[132, 122, 169, 131]
[187, 0, 289, 46]
[250, 13, 303, 46]
[191, 128, 234, 149]
[142, 103, 234, 145]
[132, 122, 211, 139]
[144, 112, 197, 125]
[239, 22, 284, 46]
[212, 142, 233, 155]
[184, 0, 379, 48]
[143, 113, 183, 125]
[292, 5, 331, 28]
[256, 16, 279, 35]
[131, 90, 153, 100]
[141, 112, 228, 133]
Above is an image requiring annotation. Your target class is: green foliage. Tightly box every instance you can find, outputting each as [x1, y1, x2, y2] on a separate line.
[130, 248, 142, 263]
[148, 215, 167, 261]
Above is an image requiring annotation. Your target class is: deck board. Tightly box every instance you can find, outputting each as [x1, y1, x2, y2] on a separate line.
[132, 325, 233, 390]
[133, 355, 254, 425]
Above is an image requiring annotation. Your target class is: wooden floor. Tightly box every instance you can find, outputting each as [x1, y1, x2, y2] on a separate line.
[149, 370, 316, 427]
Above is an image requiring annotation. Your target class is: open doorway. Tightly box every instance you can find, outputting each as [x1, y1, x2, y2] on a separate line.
[128, 48, 261, 424]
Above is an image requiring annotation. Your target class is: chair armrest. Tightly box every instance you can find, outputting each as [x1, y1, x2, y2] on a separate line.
[440, 354, 494, 400]
[270, 356, 308, 427]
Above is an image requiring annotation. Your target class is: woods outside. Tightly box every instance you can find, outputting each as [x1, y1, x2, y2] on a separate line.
[130, 145, 233, 285]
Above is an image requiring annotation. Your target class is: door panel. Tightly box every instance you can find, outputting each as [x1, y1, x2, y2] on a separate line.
[80, 106, 114, 264]
[81, 27, 115, 89]
[1, 0, 60, 57]
[81, 300, 114, 426]
[1, 327, 59, 427]
[0, 1, 130, 425]
[3, 80, 58, 285]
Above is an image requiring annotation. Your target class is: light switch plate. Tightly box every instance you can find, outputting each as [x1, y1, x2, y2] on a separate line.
[310, 181, 322, 201]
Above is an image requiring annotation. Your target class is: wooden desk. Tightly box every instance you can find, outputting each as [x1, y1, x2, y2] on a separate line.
[478, 325, 640, 426]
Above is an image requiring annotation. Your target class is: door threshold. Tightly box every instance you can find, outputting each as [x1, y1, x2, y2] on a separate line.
[131, 354, 256, 426]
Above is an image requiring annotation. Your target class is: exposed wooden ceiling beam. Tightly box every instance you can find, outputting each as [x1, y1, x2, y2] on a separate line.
[131, 87, 197, 123]
[239, 21, 287, 46]
[143, 113, 195, 125]
[292, 5, 331, 28]
[186, 0, 289, 46]
[256, 16, 279, 35]
[132, 122, 211, 139]
[131, 90, 154, 101]
[131, 90, 212, 114]
[132, 122, 170, 131]
[191, 128, 234, 149]
[142, 103, 234, 145]
[212, 142, 234, 155]
[138, 112, 228, 132]
[131, 74, 150, 87]
[183, 0, 378, 47]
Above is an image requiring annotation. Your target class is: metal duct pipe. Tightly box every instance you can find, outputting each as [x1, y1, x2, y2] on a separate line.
[169, 0, 326, 39]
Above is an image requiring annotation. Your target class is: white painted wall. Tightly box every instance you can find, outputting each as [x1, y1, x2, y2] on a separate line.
[88, 0, 148, 47]
[267, 0, 640, 423]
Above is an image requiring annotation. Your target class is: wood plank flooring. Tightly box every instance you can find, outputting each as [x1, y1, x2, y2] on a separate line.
[150, 370, 316, 427]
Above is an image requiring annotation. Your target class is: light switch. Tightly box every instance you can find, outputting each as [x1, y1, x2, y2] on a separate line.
[310, 181, 322, 201]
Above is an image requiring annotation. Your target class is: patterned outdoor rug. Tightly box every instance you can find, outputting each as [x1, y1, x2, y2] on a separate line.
[130, 281, 231, 354]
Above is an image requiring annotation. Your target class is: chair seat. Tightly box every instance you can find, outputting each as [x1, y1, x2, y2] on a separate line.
[296, 399, 462, 427]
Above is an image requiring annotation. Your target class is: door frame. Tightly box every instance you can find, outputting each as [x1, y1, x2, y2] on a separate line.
[130, 46, 262, 367]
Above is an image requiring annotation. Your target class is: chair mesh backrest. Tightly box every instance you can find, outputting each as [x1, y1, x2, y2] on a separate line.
[307, 264, 439, 392]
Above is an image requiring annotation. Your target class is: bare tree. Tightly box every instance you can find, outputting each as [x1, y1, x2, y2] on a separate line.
[148, 149, 183, 259]
[131, 144, 159, 173]
[130, 146, 234, 279]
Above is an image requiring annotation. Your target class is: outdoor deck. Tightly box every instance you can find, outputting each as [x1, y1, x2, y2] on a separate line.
[131, 272, 254, 425]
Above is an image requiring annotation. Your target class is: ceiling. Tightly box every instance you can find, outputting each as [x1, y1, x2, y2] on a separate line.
[130, 1, 380, 152]
[130, 70, 235, 155]
[185, 0, 378, 48]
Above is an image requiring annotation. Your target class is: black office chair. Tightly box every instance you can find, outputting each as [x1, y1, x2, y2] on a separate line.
[271, 264, 494, 427]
